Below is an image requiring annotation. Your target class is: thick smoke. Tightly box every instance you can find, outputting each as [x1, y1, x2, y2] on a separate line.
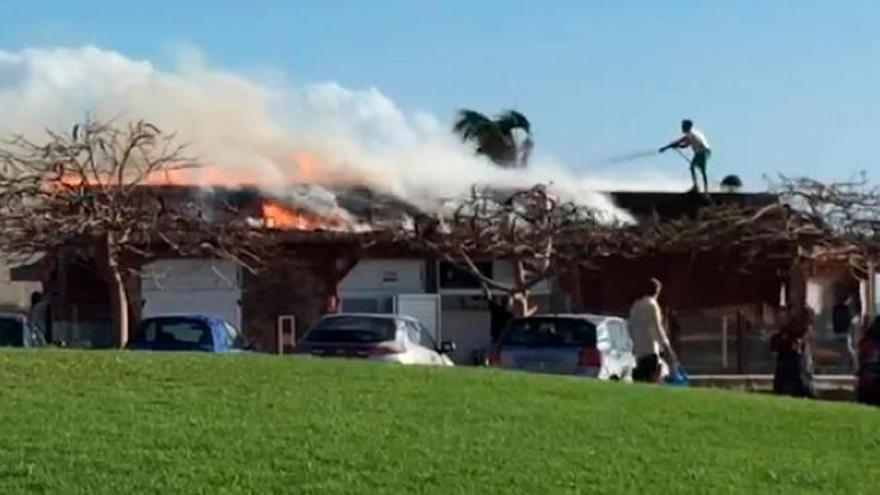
[0, 46, 685, 222]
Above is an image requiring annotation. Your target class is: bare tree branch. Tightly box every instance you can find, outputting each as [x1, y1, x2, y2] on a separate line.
[0, 119, 281, 346]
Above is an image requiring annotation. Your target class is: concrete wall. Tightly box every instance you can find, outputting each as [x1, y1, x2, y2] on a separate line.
[0, 264, 41, 311]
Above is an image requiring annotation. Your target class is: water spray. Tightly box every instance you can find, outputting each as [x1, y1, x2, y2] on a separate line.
[593, 149, 659, 166]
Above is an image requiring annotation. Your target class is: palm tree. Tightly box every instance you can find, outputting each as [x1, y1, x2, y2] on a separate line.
[453, 109, 533, 168]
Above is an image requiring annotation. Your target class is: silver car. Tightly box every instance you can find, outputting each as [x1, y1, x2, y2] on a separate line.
[295, 314, 456, 366]
[488, 314, 635, 380]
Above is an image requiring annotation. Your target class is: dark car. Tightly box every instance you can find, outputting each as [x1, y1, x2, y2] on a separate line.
[856, 318, 880, 406]
[0, 313, 44, 348]
[128, 315, 246, 353]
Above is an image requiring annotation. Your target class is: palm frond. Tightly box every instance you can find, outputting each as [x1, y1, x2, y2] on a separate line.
[496, 110, 531, 135]
[453, 109, 494, 142]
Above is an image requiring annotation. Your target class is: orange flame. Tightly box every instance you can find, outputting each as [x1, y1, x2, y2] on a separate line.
[261, 199, 345, 231]
[44, 151, 359, 231]
[48, 150, 332, 189]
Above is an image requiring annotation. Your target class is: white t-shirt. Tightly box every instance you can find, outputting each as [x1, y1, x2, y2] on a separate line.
[682, 129, 710, 153]
[628, 296, 673, 358]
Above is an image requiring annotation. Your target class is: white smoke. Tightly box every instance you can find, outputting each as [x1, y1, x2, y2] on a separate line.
[0, 46, 685, 222]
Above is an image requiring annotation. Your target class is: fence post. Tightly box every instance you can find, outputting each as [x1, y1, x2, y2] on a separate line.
[276, 315, 296, 355]
[736, 311, 744, 374]
[71, 305, 78, 347]
[721, 316, 728, 370]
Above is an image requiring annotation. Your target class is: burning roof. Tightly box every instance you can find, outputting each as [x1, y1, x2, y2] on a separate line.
[162, 183, 424, 232]
[149, 183, 780, 234]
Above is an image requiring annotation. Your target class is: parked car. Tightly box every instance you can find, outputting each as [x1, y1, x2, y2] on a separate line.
[856, 319, 880, 406]
[488, 314, 635, 380]
[295, 314, 456, 366]
[0, 313, 44, 348]
[128, 314, 247, 353]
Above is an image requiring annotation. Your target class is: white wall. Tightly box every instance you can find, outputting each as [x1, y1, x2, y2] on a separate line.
[438, 260, 552, 295]
[441, 310, 491, 364]
[0, 264, 41, 310]
[490, 261, 552, 295]
[141, 259, 242, 328]
[807, 277, 835, 335]
[339, 259, 426, 298]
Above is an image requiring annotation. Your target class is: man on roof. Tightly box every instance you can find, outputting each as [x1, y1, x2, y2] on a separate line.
[659, 119, 711, 194]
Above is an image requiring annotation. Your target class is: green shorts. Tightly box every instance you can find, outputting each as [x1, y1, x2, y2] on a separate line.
[691, 149, 711, 171]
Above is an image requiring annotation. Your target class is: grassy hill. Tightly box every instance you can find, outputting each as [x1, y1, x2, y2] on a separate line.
[0, 351, 878, 494]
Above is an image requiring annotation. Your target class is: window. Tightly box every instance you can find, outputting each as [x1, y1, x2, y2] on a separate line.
[501, 318, 597, 347]
[438, 261, 493, 289]
[404, 320, 421, 345]
[222, 321, 245, 349]
[306, 316, 397, 343]
[607, 321, 632, 352]
[135, 317, 213, 350]
[340, 298, 380, 313]
[339, 297, 394, 313]
[418, 322, 437, 349]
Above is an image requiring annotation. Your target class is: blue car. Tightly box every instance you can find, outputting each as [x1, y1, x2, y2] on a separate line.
[128, 315, 247, 353]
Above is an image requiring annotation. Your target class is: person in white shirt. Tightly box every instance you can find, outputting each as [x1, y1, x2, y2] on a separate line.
[659, 119, 712, 194]
[628, 278, 678, 383]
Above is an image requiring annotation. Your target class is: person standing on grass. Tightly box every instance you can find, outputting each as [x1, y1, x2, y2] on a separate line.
[628, 278, 678, 383]
[27, 291, 49, 344]
[659, 119, 712, 194]
[771, 305, 816, 398]
[832, 294, 859, 372]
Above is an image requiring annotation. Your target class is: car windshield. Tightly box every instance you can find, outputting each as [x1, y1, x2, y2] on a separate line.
[305, 316, 397, 344]
[223, 322, 247, 350]
[501, 318, 597, 347]
[134, 317, 212, 349]
[0, 317, 24, 346]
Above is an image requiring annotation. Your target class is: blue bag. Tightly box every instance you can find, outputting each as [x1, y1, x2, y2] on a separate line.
[664, 364, 689, 386]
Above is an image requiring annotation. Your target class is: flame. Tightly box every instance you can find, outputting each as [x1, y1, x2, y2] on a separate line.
[43, 151, 363, 231]
[47, 150, 332, 189]
[261, 199, 346, 231]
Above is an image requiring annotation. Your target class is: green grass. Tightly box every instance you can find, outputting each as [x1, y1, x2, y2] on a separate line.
[0, 351, 878, 494]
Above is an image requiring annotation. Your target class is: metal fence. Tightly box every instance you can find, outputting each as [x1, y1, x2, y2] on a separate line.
[672, 306, 854, 375]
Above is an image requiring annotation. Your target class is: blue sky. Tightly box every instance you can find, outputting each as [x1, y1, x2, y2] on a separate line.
[3, 0, 880, 188]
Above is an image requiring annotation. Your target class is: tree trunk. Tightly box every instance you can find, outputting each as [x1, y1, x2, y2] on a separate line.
[97, 233, 130, 348]
[107, 260, 129, 348]
[511, 259, 538, 317]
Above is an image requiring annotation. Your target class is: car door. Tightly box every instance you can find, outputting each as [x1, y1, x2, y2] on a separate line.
[416, 321, 449, 365]
[608, 319, 635, 378]
[400, 319, 429, 364]
[403, 319, 440, 365]
[594, 322, 612, 378]
[600, 320, 622, 377]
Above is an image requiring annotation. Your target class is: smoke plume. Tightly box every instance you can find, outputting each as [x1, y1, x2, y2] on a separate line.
[0, 46, 685, 222]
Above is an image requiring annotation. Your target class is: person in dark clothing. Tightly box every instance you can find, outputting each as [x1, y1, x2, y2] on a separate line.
[488, 297, 514, 343]
[27, 291, 50, 344]
[771, 306, 815, 398]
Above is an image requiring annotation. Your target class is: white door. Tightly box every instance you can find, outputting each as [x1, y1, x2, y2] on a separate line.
[394, 294, 441, 341]
[141, 259, 242, 329]
[440, 310, 490, 364]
